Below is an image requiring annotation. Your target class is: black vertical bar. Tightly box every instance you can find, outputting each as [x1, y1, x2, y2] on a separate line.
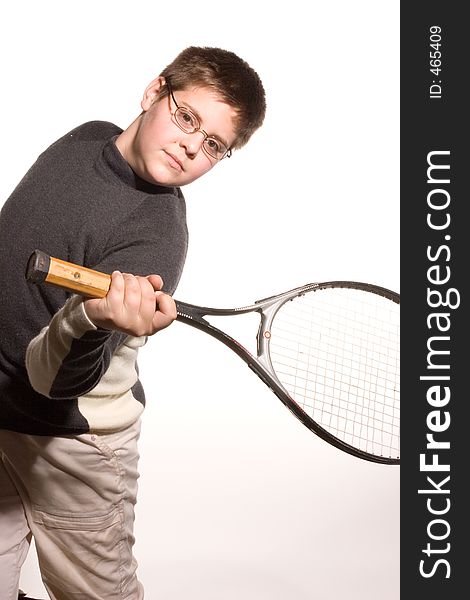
[401, 2, 467, 597]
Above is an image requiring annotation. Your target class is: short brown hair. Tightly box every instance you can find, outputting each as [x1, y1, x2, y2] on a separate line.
[159, 46, 266, 150]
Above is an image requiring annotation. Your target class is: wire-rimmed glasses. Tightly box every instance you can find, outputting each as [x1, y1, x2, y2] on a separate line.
[166, 80, 232, 160]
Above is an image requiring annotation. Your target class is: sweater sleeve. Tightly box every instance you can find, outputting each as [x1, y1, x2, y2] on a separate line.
[25, 295, 127, 399]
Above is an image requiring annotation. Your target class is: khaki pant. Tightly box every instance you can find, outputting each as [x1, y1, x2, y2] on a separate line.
[0, 421, 144, 600]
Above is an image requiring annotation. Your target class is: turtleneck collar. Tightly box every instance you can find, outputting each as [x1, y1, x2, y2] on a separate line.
[100, 135, 178, 195]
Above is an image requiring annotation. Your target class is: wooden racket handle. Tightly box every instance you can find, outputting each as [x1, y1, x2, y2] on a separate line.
[26, 250, 110, 298]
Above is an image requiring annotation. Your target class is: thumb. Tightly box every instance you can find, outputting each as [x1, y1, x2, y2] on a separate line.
[147, 274, 164, 291]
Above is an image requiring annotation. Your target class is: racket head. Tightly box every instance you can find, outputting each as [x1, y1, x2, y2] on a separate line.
[259, 282, 400, 464]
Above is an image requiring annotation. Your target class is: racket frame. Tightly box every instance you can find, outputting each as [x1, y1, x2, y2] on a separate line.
[176, 282, 400, 465]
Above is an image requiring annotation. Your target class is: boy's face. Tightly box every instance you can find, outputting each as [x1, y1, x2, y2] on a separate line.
[119, 77, 238, 187]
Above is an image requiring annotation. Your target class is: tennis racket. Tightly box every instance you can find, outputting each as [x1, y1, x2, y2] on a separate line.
[26, 250, 400, 464]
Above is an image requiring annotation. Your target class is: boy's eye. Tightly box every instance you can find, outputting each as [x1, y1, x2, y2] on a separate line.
[205, 138, 221, 152]
[178, 108, 198, 130]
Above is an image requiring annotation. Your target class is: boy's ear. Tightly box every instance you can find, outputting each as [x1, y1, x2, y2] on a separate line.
[141, 76, 166, 111]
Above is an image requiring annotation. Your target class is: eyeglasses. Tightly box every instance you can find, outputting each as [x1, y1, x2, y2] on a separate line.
[166, 80, 232, 161]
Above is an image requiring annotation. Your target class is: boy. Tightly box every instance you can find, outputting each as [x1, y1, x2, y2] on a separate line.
[0, 46, 266, 599]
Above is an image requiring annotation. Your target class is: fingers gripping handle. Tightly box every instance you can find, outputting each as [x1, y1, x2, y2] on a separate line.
[26, 250, 111, 298]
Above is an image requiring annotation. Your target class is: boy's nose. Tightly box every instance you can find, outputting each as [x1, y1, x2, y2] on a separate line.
[180, 131, 205, 156]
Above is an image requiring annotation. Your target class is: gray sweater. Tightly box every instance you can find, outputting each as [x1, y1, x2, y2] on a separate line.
[0, 121, 188, 435]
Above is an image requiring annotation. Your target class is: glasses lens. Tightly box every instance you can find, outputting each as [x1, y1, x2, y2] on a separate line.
[175, 107, 199, 133]
[203, 137, 228, 160]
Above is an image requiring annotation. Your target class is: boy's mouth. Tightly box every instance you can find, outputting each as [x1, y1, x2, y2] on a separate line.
[164, 151, 184, 171]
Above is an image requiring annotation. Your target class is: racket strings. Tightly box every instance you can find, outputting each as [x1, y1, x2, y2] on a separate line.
[268, 288, 400, 459]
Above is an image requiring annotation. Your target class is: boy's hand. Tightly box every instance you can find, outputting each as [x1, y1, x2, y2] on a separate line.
[83, 271, 177, 336]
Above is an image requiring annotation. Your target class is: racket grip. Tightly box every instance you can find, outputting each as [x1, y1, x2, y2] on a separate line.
[26, 250, 111, 298]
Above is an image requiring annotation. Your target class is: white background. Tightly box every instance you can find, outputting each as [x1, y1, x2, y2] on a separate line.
[0, 1, 400, 598]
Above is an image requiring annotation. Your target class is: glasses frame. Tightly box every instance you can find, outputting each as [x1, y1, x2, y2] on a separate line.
[166, 80, 232, 161]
